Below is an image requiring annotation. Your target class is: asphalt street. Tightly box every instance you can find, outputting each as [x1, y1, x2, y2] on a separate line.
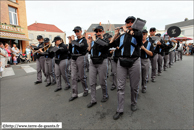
[0, 55, 193, 129]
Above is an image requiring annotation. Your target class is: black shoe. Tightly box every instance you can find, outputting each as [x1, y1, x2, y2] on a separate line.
[151, 79, 155, 82]
[110, 86, 116, 91]
[54, 88, 62, 92]
[69, 96, 78, 102]
[83, 91, 88, 97]
[164, 68, 166, 71]
[101, 96, 109, 102]
[64, 86, 71, 90]
[142, 89, 146, 93]
[87, 102, 97, 108]
[34, 81, 42, 84]
[131, 105, 137, 111]
[86, 69, 89, 72]
[51, 81, 56, 85]
[110, 73, 114, 76]
[45, 83, 51, 87]
[44, 79, 47, 82]
[113, 112, 123, 120]
[77, 79, 80, 82]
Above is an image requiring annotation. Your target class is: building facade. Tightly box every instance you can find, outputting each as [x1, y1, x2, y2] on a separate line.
[0, 0, 30, 53]
[165, 19, 194, 44]
[28, 22, 66, 46]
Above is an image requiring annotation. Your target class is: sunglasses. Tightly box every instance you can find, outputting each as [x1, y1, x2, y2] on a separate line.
[126, 20, 134, 24]
[143, 33, 147, 35]
[74, 30, 79, 33]
[95, 30, 102, 33]
[150, 30, 155, 32]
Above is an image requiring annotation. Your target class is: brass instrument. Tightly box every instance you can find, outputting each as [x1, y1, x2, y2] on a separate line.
[32, 44, 50, 54]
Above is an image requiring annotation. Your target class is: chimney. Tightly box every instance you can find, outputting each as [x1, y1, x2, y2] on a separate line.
[35, 21, 37, 24]
[184, 18, 188, 21]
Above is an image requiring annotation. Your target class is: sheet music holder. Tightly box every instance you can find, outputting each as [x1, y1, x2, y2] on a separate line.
[50, 46, 59, 53]
[151, 36, 160, 43]
[131, 18, 146, 31]
[95, 38, 109, 46]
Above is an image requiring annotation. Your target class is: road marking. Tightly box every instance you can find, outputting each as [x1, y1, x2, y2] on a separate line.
[2, 67, 15, 77]
[21, 65, 36, 73]
[78, 85, 101, 97]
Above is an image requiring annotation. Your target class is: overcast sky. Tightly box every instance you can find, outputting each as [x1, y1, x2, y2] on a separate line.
[26, 1, 193, 38]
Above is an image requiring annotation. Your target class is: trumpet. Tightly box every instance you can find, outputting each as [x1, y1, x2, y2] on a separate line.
[33, 44, 50, 54]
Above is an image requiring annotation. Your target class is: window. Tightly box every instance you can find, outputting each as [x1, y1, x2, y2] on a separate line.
[8, 6, 18, 25]
[29, 33, 34, 40]
[49, 35, 52, 41]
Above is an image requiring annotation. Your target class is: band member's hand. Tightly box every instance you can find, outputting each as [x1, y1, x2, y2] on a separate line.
[110, 50, 114, 54]
[130, 30, 134, 35]
[92, 35, 96, 41]
[39, 48, 43, 53]
[88, 37, 92, 43]
[68, 37, 72, 44]
[116, 46, 119, 50]
[71, 35, 75, 40]
[157, 41, 161, 45]
[122, 25, 127, 32]
[141, 45, 145, 50]
[114, 28, 120, 36]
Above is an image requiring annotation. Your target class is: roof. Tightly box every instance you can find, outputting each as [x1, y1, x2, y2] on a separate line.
[165, 19, 194, 30]
[87, 23, 124, 32]
[28, 23, 64, 33]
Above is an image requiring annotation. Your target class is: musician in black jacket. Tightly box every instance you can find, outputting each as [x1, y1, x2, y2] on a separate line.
[109, 16, 142, 120]
[155, 33, 165, 76]
[68, 26, 89, 101]
[52, 36, 71, 92]
[163, 34, 173, 71]
[39, 38, 56, 87]
[87, 26, 110, 108]
[32, 35, 46, 84]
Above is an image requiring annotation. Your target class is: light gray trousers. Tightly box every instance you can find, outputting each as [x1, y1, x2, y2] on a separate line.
[36, 56, 46, 82]
[150, 54, 158, 79]
[141, 58, 149, 90]
[116, 57, 140, 113]
[45, 58, 55, 84]
[55, 59, 70, 89]
[89, 58, 109, 103]
[71, 55, 88, 97]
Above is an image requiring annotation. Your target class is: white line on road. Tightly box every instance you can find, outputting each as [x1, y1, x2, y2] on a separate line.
[78, 85, 101, 97]
[2, 67, 15, 77]
[21, 65, 36, 73]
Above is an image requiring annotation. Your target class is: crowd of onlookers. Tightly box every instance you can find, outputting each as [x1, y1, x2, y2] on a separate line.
[0, 42, 37, 73]
[0, 41, 193, 73]
[183, 43, 194, 55]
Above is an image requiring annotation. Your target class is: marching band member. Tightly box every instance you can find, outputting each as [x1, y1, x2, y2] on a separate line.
[174, 41, 179, 62]
[177, 41, 183, 61]
[140, 29, 154, 93]
[155, 33, 165, 76]
[149, 27, 162, 82]
[87, 25, 110, 108]
[53, 36, 71, 92]
[68, 26, 89, 101]
[39, 38, 56, 87]
[163, 34, 173, 71]
[32, 35, 46, 84]
[109, 16, 142, 120]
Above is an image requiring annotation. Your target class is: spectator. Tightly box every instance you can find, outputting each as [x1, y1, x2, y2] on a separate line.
[4, 44, 11, 67]
[188, 43, 193, 55]
[13, 54, 17, 65]
[192, 44, 194, 55]
[0, 42, 7, 69]
[26, 46, 31, 62]
[12, 44, 21, 64]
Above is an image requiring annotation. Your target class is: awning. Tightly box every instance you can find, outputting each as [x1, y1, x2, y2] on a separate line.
[0, 32, 31, 41]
